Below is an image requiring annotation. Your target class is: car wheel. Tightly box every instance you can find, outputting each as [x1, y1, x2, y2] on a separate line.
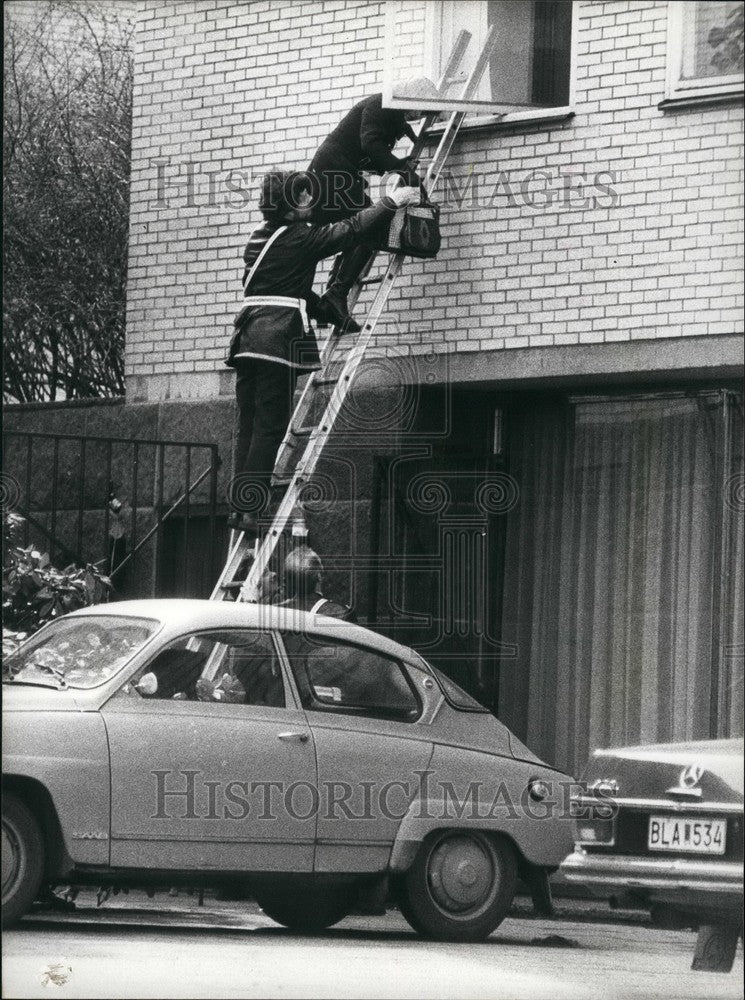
[2, 794, 45, 928]
[256, 884, 352, 932]
[397, 830, 517, 942]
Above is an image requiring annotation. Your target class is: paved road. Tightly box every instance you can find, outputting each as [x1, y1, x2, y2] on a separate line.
[2, 896, 742, 1000]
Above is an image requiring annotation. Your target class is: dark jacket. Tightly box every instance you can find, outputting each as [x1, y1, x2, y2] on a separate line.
[309, 93, 417, 178]
[227, 198, 397, 370]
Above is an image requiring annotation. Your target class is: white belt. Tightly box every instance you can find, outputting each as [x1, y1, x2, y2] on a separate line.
[240, 295, 309, 332]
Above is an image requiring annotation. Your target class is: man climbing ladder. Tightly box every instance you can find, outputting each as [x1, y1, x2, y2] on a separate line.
[308, 77, 441, 331]
[214, 25, 499, 602]
[226, 172, 420, 534]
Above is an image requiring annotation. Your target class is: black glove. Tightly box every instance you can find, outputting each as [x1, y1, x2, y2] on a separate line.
[306, 290, 335, 328]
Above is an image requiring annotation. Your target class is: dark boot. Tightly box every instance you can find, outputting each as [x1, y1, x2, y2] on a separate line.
[319, 245, 375, 333]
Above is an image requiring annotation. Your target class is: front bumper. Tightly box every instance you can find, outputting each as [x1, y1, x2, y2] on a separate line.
[561, 848, 743, 901]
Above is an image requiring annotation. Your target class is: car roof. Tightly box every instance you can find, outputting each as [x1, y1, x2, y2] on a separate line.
[67, 599, 420, 664]
[595, 737, 743, 757]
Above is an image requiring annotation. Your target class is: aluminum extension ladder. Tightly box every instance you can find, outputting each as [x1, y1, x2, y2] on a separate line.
[212, 26, 499, 603]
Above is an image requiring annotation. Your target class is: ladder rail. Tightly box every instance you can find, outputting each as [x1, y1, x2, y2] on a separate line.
[209, 529, 254, 599]
[271, 30, 475, 482]
[238, 28, 499, 603]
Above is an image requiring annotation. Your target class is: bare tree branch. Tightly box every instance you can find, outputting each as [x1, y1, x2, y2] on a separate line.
[3, 0, 133, 402]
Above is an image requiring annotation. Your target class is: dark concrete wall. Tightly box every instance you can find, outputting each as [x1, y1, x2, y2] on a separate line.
[2, 388, 407, 609]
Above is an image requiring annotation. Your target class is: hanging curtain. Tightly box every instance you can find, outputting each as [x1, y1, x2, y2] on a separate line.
[498, 390, 744, 778]
[721, 393, 744, 736]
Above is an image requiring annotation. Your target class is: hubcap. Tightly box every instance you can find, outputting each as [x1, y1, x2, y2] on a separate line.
[427, 834, 495, 914]
[1, 819, 24, 902]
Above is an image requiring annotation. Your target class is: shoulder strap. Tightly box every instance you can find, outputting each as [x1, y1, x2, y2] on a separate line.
[243, 225, 288, 290]
[309, 597, 328, 615]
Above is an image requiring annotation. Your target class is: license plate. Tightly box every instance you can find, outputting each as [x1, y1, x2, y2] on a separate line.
[648, 815, 727, 855]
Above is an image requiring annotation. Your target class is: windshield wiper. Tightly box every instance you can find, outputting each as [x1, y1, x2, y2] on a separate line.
[3, 663, 67, 690]
[34, 663, 68, 689]
[2, 677, 65, 690]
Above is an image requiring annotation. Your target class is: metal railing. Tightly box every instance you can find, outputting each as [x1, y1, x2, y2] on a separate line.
[2, 430, 220, 595]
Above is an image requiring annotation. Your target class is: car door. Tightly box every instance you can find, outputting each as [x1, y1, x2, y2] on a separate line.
[101, 627, 317, 873]
[279, 630, 434, 873]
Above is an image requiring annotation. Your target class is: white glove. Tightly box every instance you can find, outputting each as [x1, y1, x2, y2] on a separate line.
[389, 186, 421, 208]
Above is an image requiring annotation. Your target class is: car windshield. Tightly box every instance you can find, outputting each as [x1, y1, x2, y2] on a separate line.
[2, 615, 159, 689]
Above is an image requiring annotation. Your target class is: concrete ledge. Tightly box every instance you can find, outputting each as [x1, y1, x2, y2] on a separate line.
[369, 334, 744, 390]
[100, 335, 745, 404]
[3, 396, 124, 411]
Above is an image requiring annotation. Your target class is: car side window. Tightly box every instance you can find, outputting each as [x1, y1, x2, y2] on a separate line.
[137, 630, 285, 708]
[281, 633, 420, 722]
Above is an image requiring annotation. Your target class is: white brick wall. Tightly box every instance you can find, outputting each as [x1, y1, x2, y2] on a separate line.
[126, 0, 744, 398]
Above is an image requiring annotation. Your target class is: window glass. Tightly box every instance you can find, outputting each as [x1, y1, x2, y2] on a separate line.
[667, 1, 744, 100]
[681, 1, 743, 81]
[486, 1, 572, 107]
[282, 633, 420, 721]
[138, 630, 285, 708]
[3, 615, 158, 689]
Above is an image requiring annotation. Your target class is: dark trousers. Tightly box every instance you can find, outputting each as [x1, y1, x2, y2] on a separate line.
[231, 359, 298, 515]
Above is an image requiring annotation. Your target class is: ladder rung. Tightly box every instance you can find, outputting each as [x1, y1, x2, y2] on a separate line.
[360, 275, 384, 285]
[286, 424, 316, 438]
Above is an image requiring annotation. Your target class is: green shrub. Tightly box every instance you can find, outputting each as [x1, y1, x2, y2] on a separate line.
[2, 511, 112, 644]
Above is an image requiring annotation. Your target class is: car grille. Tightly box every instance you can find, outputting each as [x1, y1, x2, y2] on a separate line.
[586, 810, 744, 862]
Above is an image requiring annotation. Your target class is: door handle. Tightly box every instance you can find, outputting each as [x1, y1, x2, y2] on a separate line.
[277, 731, 309, 743]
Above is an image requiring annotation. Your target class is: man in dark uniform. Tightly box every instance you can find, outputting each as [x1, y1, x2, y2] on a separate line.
[279, 545, 356, 622]
[309, 78, 440, 331]
[227, 170, 419, 532]
[277, 546, 359, 712]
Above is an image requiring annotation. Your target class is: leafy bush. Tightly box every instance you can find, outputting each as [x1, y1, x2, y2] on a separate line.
[2, 511, 112, 645]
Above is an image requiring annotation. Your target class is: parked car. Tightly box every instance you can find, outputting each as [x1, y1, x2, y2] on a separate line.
[561, 738, 744, 971]
[2, 599, 574, 940]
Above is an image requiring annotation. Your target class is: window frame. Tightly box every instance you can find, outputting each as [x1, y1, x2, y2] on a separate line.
[132, 627, 291, 709]
[277, 630, 423, 724]
[413, 0, 577, 126]
[664, 0, 745, 104]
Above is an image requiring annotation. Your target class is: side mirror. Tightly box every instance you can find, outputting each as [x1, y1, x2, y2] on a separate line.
[134, 672, 158, 697]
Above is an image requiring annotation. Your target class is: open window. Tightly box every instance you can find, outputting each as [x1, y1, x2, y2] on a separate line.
[136, 629, 286, 708]
[383, 0, 575, 120]
[665, 1, 744, 105]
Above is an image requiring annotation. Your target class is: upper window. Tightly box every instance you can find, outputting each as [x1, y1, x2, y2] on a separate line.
[136, 630, 286, 708]
[666, 1, 744, 103]
[281, 633, 421, 722]
[384, 0, 574, 118]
